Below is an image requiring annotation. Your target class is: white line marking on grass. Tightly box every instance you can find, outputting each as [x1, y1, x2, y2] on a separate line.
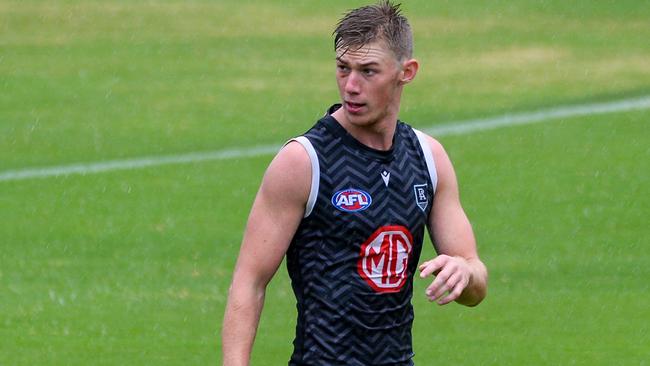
[0, 145, 281, 182]
[421, 95, 650, 136]
[2, 95, 650, 182]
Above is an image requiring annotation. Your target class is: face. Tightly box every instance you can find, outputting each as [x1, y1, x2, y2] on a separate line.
[335, 41, 413, 129]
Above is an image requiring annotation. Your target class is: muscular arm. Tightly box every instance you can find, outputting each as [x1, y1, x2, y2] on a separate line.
[221, 142, 311, 365]
[418, 135, 488, 307]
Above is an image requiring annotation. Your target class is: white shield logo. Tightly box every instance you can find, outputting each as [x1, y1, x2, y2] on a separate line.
[413, 184, 428, 211]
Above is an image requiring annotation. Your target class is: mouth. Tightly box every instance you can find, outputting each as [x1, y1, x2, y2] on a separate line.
[345, 101, 366, 114]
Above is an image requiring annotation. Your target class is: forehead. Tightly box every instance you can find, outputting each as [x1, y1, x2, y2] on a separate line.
[336, 41, 397, 66]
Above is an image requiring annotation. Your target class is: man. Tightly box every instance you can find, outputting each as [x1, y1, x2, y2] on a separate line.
[222, 1, 488, 365]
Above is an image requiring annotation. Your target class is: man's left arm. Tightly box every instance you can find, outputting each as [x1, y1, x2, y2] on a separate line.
[418, 135, 488, 306]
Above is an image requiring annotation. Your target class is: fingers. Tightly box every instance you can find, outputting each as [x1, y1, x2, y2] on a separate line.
[437, 279, 466, 305]
[420, 255, 469, 305]
[435, 272, 467, 305]
[430, 271, 457, 300]
[425, 267, 456, 304]
[418, 255, 448, 278]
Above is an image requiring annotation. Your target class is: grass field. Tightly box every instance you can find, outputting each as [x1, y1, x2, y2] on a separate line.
[1, 0, 650, 364]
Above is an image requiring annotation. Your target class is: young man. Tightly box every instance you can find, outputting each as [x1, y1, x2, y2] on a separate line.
[222, 1, 488, 365]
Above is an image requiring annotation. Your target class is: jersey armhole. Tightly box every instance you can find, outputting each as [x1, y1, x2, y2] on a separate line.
[284, 136, 319, 218]
[414, 129, 438, 194]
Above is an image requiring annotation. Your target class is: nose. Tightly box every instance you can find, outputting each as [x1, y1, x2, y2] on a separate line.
[344, 71, 361, 95]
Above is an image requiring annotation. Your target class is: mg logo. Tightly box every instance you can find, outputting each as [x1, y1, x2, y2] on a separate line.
[357, 225, 413, 293]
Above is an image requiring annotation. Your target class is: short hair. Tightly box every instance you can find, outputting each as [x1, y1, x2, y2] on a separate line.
[333, 0, 413, 61]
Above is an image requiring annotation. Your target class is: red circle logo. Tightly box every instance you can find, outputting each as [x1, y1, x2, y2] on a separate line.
[357, 225, 413, 293]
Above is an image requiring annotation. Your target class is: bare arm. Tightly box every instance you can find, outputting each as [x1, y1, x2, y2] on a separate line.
[221, 142, 311, 365]
[418, 135, 488, 307]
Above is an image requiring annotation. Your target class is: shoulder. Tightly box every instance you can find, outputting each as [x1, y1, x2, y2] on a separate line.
[418, 133, 447, 161]
[273, 139, 312, 169]
[260, 140, 312, 208]
[415, 131, 456, 191]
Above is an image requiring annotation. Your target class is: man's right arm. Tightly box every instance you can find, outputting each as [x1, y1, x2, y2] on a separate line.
[221, 141, 311, 366]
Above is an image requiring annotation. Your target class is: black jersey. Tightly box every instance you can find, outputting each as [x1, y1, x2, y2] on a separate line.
[286, 104, 437, 365]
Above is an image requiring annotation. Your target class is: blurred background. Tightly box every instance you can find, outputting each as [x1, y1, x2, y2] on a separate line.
[1, 1, 649, 364]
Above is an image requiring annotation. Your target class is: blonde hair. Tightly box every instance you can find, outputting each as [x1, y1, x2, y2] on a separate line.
[333, 1, 413, 60]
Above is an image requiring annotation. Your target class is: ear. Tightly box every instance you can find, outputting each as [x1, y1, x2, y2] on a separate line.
[399, 59, 419, 85]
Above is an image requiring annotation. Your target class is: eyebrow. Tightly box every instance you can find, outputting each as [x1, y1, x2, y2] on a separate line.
[335, 57, 380, 67]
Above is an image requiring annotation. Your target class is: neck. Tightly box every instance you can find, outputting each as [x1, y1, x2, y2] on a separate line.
[331, 103, 400, 151]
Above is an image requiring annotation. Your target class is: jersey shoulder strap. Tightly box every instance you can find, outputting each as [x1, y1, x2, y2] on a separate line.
[283, 136, 319, 218]
[413, 129, 438, 194]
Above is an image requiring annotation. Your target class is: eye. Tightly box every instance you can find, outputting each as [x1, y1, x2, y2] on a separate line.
[336, 64, 350, 73]
[363, 68, 376, 76]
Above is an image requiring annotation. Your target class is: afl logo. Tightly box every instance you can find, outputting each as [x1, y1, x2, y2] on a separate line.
[331, 188, 372, 212]
[358, 225, 413, 293]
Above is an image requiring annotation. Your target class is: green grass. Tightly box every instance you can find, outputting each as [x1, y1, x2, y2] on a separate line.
[410, 112, 650, 365]
[1, 0, 650, 364]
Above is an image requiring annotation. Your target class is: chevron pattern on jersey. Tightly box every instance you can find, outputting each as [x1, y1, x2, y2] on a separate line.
[286, 107, 434, 365]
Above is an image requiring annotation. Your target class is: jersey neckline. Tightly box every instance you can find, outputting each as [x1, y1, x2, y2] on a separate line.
[321, 104, 401, 162]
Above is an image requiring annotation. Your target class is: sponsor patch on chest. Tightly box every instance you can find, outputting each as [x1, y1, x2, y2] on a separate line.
[357, 225, 414, 293]
[331, 188, 372, 212]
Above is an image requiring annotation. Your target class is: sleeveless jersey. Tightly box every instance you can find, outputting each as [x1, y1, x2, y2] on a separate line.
[286, 104, 437, 365]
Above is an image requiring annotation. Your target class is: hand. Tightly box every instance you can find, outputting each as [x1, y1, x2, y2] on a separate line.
[418, 255, 471, 305]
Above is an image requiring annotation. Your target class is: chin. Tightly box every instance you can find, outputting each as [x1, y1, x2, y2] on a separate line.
[346, 114, 373, 127]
